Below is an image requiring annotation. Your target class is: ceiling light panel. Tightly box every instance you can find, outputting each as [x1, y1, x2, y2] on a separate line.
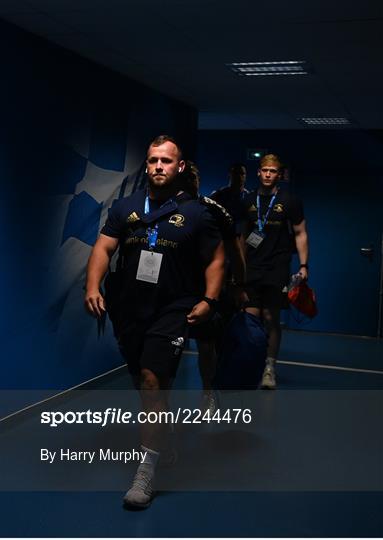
[299, 117, 352, 125]
[227, 61, 310, 76]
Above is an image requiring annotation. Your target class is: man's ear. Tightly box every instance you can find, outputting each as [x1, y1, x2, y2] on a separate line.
[178, 160, 186, 173]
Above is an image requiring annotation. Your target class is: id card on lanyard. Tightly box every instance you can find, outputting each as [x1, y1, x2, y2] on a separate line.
[246, 190, 278, 249]
[136, 195, 163, 283]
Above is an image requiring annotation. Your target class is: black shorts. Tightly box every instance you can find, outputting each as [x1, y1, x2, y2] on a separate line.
[245, 283, 289, 310]
[117, 310, 189, 379]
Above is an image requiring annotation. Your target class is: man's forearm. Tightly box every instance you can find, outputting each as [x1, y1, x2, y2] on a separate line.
[295, 231, 309, 265]
[86, 247, 111, 293]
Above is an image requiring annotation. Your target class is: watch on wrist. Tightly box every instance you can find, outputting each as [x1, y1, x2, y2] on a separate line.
[202, 296, 218, 309]
[299, 263, 309, 270]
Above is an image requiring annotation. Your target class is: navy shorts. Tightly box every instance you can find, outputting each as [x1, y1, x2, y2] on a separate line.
[117, 310, 189, 379]
[245, 283, 289, 310]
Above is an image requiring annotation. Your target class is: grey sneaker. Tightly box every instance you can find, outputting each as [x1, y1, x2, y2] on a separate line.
[201, 390, 217, 417]
[260, 365, 277, 390]
[123, 465, 155, 508]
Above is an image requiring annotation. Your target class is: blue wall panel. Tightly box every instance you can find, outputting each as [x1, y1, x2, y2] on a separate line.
[1, 20, 197, 399]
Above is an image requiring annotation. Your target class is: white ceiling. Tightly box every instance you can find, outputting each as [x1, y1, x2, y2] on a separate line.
[2, 0, 383, 129]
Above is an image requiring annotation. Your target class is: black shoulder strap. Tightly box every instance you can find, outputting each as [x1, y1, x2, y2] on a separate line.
[141, 200, 178, 224]
[116, 194, 194, 271]
[128, 194, 193, 226]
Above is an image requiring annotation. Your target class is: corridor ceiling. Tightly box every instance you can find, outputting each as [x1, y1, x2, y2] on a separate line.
[2, 0, 382, 129]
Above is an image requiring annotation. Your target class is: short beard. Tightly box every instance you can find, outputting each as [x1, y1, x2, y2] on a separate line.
[148, 175, 181, 200]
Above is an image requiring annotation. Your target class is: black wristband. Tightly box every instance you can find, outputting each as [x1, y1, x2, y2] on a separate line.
[202, 296, 218, 308]
[299, 263, 309, 270]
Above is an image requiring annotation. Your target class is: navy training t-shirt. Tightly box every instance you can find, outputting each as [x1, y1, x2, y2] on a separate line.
[242, 189, 304, 286]
[210, 186, 248, 229]
[101, 190, 222, 321]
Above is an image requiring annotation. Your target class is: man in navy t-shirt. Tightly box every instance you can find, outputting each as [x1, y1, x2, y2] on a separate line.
[84, 135, 224, 508]
[241, 154, 309, 390]
[210, 162, 249, 231]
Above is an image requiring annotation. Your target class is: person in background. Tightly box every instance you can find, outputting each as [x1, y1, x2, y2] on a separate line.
[181, 161, 246, 411]
[210, 162, 248, 231]
[241, 154, 309, 389]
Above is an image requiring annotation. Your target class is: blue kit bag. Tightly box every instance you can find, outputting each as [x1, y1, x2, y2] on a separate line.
[214, 311, 267, 390]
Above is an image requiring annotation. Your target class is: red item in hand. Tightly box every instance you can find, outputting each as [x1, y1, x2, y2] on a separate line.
[288, 281, 318, 318]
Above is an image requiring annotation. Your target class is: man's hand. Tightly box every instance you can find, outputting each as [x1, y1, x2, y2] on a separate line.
[298, 267, 308, 281]
[186, 301, 212, 325]
[84, 289, 106, 318]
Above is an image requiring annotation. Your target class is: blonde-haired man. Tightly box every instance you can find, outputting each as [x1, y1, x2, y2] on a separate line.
[242, 154, 308, 389]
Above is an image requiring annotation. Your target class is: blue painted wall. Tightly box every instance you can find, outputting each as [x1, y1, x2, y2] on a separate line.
[197, 130, 383, 336]
[1, 20, 197, 396]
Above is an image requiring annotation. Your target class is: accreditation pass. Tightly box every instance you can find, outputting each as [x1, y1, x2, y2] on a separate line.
[136, 250, 163, 284]
[246, 230, 265, 249]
